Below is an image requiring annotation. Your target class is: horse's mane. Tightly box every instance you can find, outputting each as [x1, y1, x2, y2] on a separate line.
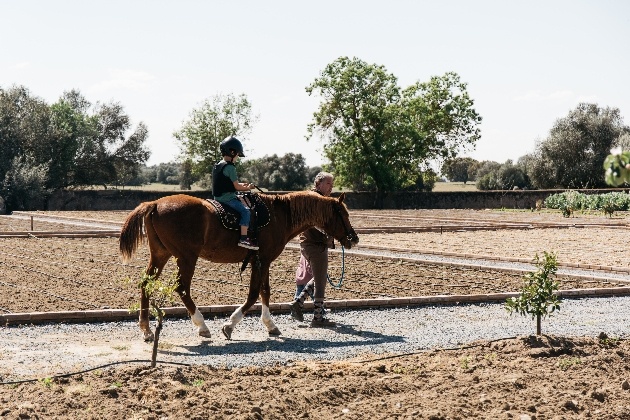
[262, 191, 338, 230]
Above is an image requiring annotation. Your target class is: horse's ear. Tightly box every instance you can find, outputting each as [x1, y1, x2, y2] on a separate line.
[338, 192, 346, 203]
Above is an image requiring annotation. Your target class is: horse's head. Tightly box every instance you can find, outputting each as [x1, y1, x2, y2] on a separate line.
[322, 193, 359, 249]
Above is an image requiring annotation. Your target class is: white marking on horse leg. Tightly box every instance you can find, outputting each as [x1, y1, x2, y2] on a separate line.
[191, 308, 211, 338]
[138, 318, 154, 342]
[261, 304, 275, 331]
[261, 304, 281, 336]
[225, 307, 244, 329]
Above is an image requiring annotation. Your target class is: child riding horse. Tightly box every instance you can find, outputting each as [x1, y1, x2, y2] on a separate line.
[119, 191, 359, 341]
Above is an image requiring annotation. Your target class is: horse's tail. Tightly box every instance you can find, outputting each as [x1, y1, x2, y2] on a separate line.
[119, 202, 156, 263]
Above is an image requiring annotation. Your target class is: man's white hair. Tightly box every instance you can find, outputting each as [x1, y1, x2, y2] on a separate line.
[314, 171, 333, 187]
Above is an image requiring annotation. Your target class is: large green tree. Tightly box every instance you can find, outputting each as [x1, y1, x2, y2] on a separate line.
[528, 103, 629, 189]
[306, 57, 481, 202]
[173, 93, 256, 178]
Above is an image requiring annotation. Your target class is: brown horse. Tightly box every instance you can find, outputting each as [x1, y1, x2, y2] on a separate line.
[119, 191, 359, 341]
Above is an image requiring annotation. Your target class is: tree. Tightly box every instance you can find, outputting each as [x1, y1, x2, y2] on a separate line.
[179, 159, 194, 190]
[126, 267, 179, 368]
[475, 160, 530, 190]
[505, 251, 561, 335]
[2, 155, 49, 210]
[441, 157, 479, 183]
[306, 57, 481, 205]
[173, 93, 257, 178]
[46, 90, 151, 188]
[474, 160, 501, 190]
[0, 86, 151, 195]
[240, 153, 310, 190]
[0, 86, 51, 191]
[528, 103, 628, 189]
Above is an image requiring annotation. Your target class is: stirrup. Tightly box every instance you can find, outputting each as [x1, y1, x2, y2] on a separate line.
[238, 238, 259, 250]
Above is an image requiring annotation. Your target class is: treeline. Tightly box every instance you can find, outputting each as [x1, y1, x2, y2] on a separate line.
[131, 154, 321, 191]
[0, 86, 320, 212]
[441, 103, 630, 190]
[3, 57, 629, 212]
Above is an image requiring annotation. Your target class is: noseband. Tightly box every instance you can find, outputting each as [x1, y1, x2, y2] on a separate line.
[332, 203, 358, 245]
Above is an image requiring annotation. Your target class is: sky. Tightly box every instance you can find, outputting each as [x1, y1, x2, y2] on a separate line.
[2, 0, 629, 168]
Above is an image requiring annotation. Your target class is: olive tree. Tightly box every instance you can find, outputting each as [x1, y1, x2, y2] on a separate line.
[45, 90, 151, 189]
[0, 86, 150, 210]
[528, 103, 628, 189]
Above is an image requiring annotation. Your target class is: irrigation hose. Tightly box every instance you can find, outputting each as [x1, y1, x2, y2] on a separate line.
[0, 359, 192, 386]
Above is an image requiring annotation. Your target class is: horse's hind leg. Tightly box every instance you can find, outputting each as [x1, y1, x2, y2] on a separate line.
[176, 257, 211, 338]
[140, 254, 169, 342]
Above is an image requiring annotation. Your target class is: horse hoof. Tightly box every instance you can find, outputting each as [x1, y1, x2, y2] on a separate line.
[198, 329, 211, 338]
[268, 327, 281, 336]
[221, 325, 233, 340]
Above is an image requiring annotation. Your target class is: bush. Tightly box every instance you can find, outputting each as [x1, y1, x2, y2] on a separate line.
[1, 156, 49, 211]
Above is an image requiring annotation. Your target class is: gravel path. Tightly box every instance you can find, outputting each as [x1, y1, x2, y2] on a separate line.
[2, 296, 630, 383]
[345, 247, 630, 282]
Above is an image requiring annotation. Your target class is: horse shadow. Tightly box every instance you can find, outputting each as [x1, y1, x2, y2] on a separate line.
[163, 322, 406, 358]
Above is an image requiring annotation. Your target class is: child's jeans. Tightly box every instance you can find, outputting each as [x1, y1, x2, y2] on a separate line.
[223, 197, 251, 227]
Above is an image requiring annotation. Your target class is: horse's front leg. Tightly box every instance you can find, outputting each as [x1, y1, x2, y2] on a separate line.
[259, 262, 281, 337]
[222, 258, 265, 340]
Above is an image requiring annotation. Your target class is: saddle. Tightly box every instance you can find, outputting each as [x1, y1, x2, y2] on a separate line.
[206, 193, 270, 234]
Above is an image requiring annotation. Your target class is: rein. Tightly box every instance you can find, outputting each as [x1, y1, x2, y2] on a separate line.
[327, 245, 346, 289]
[326, 202, 355, 289]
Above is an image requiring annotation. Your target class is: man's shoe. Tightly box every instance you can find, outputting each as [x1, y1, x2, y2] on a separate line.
[310, 318, 336, 328]
[289, 300, 304, 322]
[238, 238, 259, 250]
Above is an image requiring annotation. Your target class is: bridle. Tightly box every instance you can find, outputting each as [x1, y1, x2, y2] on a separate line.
[332, 203, 358, 246]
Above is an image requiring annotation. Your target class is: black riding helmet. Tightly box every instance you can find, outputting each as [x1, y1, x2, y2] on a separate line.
[220, 136, 245, 157]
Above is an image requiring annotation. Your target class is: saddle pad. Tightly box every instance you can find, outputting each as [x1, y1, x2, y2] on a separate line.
[206, 194, 270, 232]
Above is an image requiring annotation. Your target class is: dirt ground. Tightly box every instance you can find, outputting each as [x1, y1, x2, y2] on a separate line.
[3, 335, 630, 419]
[1, 236, 627, 314]
[2, 209, 630, 419]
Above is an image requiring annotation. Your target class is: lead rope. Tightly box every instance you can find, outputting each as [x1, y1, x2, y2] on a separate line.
[327, 245, 345, 288]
